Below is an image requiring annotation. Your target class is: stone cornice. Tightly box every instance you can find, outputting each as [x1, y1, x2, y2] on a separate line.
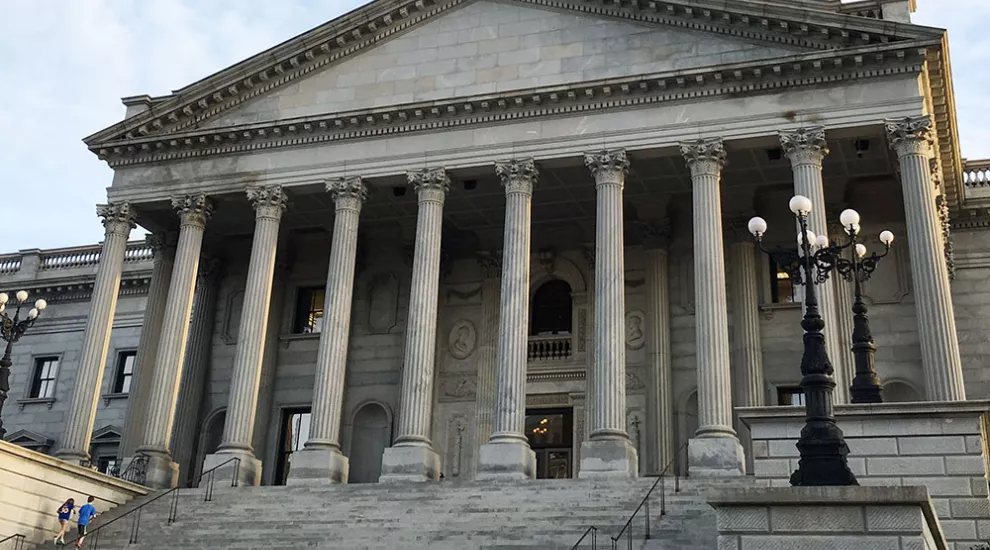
[93, 41, 932, 169]
[84, 0, 939, 149]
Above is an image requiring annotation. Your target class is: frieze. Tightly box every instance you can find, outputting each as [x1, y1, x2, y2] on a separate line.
[440, 378, 477, 400]
[526, 393, 570, 407]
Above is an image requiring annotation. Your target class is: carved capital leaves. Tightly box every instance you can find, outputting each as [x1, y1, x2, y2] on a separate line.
[679, 138, 726, 176]
[171, 195, 213, 228]
[477, 251, 502, 279]
[637, 218, 671, 249]
[779, 126, 829, 166]
[198, 256, 224, 282]
[408, 167, 450, 203]
[724, 214, 758, 244]
[326, 176, 367, 211]
[495, 158, 538, 196]
[145, 232, 166, 254]
[584, 149, 629, 185]
[246, 185, 288, 220]
[96, 202, 137, 236]
[885, 115, 935, 158]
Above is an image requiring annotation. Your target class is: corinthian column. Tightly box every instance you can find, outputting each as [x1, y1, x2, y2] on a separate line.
[136, 195, 212, 488]
[641, 221, 674, 475]
[727, 218, 766, 413]
[380, 168, 449, 482]
[680, 138, 744, 476]
[886, 116, 966, 401]
[202, 186, 287, 487]
[579, 149, 638, 479]
[474, 252, 501, 455]
[287, 177, 366, 485]
[478, 159, 539, 480]
[56, 203, 136, 463]
[779, 127, 849, 404]
[119, 233, 174, 465]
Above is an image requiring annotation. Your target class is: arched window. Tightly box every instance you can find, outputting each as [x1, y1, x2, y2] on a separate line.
[531, 280, 572, 335]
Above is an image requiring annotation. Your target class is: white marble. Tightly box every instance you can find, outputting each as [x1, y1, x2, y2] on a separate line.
[643, 224, 674, 474]
[473, 253, 501, 450]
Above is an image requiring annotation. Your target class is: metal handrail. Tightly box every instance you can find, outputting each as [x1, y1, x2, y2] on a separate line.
[0, 534, 26, 550]
[63, 457, 241, 549]
[571, 526, 598, 549]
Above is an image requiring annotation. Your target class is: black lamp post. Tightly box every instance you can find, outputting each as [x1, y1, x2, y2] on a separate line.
[747, 195, 858, 486]
[0, 290, 47, 439]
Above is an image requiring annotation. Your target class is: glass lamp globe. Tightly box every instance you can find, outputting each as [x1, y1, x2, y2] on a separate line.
[748, 217, 768, 236]
[27, 308, 39, 319]
[0, 292, 7, 305]
[879, 230, 895, 246]
[35, 299, 47, 311]
[815, 234, 829, 249]
[798, 229, 817, 246]
[855, 244, 868, 258]
[789, 195, 813, 215]
[839, 209, 861, 229]
[15, 290, 28, 302]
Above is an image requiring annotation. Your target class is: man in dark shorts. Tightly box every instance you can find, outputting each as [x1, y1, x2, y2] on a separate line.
[75, 496, 97, 548]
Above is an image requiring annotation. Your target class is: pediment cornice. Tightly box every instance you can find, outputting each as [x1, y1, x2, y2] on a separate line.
[84, 0, 939, 148]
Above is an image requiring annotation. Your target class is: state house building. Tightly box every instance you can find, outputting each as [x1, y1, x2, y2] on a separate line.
[2, 0, 990, 488]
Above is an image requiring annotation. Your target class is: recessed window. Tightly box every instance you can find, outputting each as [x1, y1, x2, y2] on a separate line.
[112, 351, 137, 394]
[96, 456, 119, 475]
[293, 287, 326, 334]
[530, 280, 572, 335]
[777, 386, 805, 406]
[769, 255, 797, 304]
[30, 357, 59, 399]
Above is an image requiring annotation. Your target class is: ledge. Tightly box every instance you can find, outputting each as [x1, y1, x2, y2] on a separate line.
[278, 333, 322, 347]
[17, 397, 55, 410]
[708, 485, 931, 506]
[101, 392, 130, 406]
[737, 399, 990, 426]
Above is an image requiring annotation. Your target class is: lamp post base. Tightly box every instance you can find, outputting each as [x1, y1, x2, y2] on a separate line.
[790, 427, 859, 487]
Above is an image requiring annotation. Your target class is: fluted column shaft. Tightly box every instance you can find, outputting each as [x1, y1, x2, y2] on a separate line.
[474, 254, 502, 447]
[729, 240, 765, 410]
[57, 203, 136, 462]
[887, 116, 966, 401]
[644, 234, 673, 474]
[119, 234, 173, 461]
[682, 140, 735, 437]
[780, 127, 848, 404]
[138, 196, 213, 458]
[219, 187, 287, 452]
[306, 178, 366, 449]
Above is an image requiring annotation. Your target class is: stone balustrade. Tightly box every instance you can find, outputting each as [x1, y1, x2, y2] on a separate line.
[0, 241, 153, 284]
[527, 334, 572, 361]
[964, 159, 990, 187]
[838, 0, 884, 19]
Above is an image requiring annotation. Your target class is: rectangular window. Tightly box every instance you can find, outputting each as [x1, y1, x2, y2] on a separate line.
[769, 255, 797, 304]
[113, 351, 137, 394]
[30, 357, 59, 399]
[777, 386, 805, 406]
[292, 287, 325, 334]
[96, 456, 119, 475]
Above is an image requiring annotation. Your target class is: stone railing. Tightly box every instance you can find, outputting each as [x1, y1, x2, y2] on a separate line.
[963, 159, 990, 188]
[527, 334, 572, 361]
[838, 0, 884, 18]
[0, 255, 21, 275]
[0, 240, 153, 282]
[40, 243, 154, 271]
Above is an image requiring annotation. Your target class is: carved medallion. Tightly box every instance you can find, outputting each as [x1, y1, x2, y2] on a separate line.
[625, 310, 646, 350]
[448, 319, 477, 359]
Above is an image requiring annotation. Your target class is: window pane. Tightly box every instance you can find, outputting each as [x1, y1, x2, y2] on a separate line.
[123, 353, 135, 374]
[120, 373, 132, 394]
[293, 288, 325, 334]
[31, 358, 58, 398]
[115, 352, 137, 393]
[40, 379, 54, 399]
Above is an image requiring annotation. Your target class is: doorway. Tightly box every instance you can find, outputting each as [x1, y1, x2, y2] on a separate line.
[525, 408, 573, 479]
[349, 403, 392, 483]
[274, 408, 311, 485]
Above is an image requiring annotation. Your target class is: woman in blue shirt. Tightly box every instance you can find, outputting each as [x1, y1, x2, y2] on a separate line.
[54, 498, 74, 545]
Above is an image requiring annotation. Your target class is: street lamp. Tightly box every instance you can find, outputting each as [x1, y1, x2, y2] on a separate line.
[0, 290, 47, 439]
[747, 195, 858, 486]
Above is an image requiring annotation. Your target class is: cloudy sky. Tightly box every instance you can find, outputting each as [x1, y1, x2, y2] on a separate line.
[0, 1, 986, 252]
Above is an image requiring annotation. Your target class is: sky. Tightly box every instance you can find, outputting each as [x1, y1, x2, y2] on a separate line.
[0, 1, 986, 253]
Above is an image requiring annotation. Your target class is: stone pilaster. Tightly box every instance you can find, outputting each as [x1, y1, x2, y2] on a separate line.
[119, 233, 174, 463]
[287, 177, 366, 485]
[478, 159, 539, 480]
[886, 116, 966, 401]
[56, 202, 137, 463]
[380, 168, 449, 482]
[169, 257, 222, 486]
[680, 138, 744, 476]
[779, 127, 849, 404]
[578, 149, 638, 479]
[641, 220, 674, 475]
[202, 186, 286, 487]
[136, 195, 212, 488]
[474, 252, 501, 452]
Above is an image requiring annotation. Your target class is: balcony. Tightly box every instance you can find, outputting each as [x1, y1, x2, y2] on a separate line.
[963, 159, 990, 202]
[528, 334, 572, 362]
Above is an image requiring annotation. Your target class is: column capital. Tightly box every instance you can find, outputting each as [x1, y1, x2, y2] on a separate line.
[885, 115, 935, 158]
[407, 168, 450, 203]
[477, 251, 503, 279]
[637, 219, 671, 249]
[779, 126, 829, 166]
[724, 215, 759, 244]
[197, 256, 224, 283]
[146, 232, 166, 255]
[326, 176, 367, 212]
[584, 149, 629, 186]
[171, 195, 213, 229]
[246, 185, 288, 221]
[679, 138, 726, 176]
[96, 202, 137, 237]
[495, 158, 538, 196]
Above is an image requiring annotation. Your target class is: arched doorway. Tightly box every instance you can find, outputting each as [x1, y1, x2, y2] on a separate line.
[530, 280, 573, 335]
[676, 391, 698, 476]
[349, 403, 391, 483]
[883, 381, 923, 403]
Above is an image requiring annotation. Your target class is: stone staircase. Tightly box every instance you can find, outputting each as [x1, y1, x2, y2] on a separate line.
[59, 477, 760, 549]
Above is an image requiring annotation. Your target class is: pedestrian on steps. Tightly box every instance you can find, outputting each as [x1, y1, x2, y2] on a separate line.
[54, 498, 75, 545]
[74, 496, 97, 548]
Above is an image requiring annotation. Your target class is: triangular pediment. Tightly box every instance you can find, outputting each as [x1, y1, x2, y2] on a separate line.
[91, 425, 123, 443]
[5, 429, 55, 449]
[85, 0, 942, 146]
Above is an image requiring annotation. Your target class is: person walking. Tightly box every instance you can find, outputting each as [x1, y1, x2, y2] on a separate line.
[74, 496, 97, 548]
[54, 498, 75, 545]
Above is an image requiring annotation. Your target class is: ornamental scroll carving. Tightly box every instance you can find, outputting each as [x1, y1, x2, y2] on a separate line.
[441, 378, 477, 400]
[779, 126, 830, 164]
[584, 149, 630, 183]
[495, 158, 538, 195]
[96, 202, 137, 236]
[885, 115, 936, 157]
[171, 195, 214, 227]
[679, 138, 726, 173]
[448, 320, 477, 359]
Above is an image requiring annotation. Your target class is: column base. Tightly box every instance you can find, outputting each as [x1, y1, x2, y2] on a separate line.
[476, 439, 536, 481]
[688, 435, 745, 477]
[142, 453, 180, 489]
[578, 438, 639, 479]
[284, 447, 350, 486]
[379, 444, 441, 483]
[201, 450, 262, 488]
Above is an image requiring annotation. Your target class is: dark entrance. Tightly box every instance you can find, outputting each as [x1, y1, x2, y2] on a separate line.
[274, 407, 311, 485]
[525, 408, 573, 479]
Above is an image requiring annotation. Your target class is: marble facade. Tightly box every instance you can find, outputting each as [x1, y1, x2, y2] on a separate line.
[2, 0, 989, 488]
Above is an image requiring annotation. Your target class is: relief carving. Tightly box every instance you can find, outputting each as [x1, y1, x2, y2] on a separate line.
[447, 416, 468, 478]
[577, 308, 587, 353]
[625, 371, 645, 391]
[625, 310, 646, 350]
[526, 393, 570, 407]
[441, 378, 477, 400]
[448, 320, 477, 359]
[367, 273, 399, 334]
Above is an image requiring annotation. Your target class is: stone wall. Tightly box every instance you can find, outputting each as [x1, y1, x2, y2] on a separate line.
[739, 402, 990, 549]
[0, 440, 148, 546]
